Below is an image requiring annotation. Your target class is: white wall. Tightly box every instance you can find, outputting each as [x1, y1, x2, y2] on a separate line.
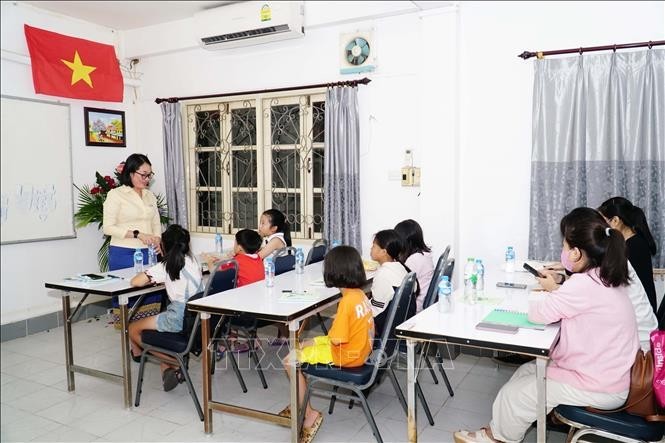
[2, 1, 663, 324]
[0, 2, 139, 324]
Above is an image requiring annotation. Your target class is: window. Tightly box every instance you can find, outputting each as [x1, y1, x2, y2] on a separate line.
[185, 91, 325, 239]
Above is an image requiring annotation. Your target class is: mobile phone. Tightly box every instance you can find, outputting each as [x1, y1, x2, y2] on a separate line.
[523, 263, 544, 278]
[81, 273, 106, 280]
[475, 322, 519, 334]
[496, 282, 527, 289]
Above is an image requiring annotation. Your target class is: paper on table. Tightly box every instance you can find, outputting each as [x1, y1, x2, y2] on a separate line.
[278, 290, 318, 302]
[309, 279, 326, 287]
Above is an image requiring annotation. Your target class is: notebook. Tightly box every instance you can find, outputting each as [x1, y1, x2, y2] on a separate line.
[479, 308, 546, 330]
[278, 290, 318, 302]
[66, 273, 114, 284]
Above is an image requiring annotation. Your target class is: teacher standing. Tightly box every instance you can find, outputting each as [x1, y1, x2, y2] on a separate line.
[103, 153, 162, 270]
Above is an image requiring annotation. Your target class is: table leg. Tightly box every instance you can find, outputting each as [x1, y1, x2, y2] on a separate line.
[536, 357, 547, 442]
[118, 294, 132, 409]
[61, 292, 75, 391]
[289, 319, 300, 443]
[201, 313, 213, 433]
[407, 339, 417, 443]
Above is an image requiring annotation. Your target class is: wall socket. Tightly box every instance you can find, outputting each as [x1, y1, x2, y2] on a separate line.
[401, 167, 421, 186]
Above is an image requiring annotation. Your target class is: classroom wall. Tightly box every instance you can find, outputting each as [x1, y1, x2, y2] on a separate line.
[1, 1, 663, 325]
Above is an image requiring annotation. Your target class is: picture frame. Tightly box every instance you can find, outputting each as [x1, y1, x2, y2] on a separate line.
[84, 107, 126, 147]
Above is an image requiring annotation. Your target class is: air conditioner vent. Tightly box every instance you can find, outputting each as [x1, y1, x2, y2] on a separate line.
[202, 24, 291, 45]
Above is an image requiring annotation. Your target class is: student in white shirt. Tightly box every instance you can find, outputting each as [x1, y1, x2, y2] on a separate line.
[257, 208, 292, 259]
[369, 229, 408, 336]
[394, 219, 434, 313]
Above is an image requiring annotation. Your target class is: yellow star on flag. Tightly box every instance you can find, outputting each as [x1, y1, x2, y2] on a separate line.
[61, 51, 96, 88]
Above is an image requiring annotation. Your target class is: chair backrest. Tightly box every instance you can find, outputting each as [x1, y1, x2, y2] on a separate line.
[422, 246, 451, 310]
[305, 239, 328, 265]
[207, 258, 239, 295]
[371, 272, 416, 365]
[443, 258, 455, 282]
[273, 246, 296, 275]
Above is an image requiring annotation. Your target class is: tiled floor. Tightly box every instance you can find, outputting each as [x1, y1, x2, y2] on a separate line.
[1, 316, 569, 442]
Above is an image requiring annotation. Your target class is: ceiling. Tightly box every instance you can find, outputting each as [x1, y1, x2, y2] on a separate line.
[22, 1, 233, 30]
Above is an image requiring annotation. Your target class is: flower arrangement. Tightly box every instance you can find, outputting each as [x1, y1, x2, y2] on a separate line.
[74, 162, 169, 271]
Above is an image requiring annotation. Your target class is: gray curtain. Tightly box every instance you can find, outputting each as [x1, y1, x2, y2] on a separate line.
[323, 86, 362, 251]
[529, 49, 665, 266]
[160, 102, 188, 228]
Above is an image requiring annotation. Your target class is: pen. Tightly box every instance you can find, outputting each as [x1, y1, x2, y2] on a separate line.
[282, 290, 292, 293]
[107, 274, 123, 279]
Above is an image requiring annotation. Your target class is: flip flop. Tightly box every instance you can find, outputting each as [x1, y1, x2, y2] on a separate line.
[453, 428, 495, 443]
[300, 413, 323, 443]
[278, 405, 291, 419]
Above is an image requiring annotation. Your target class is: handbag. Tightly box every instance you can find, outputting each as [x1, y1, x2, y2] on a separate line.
[651, 329, 665, 408]
[588, 347, 665, 421]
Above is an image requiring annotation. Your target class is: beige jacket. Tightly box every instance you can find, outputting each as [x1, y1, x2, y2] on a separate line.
[103, 185, 161, 248]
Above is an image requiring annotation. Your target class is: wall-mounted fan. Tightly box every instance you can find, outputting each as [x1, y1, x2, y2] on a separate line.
[340, 30, 376, 75]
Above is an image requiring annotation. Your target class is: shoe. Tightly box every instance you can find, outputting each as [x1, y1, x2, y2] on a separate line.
[299, 413, 323, 443]
[175, 369, 186, 384]
[131, 350, 141, 363]
[233, 341, 250, 353]
[162, 368, 179, 392]
[453, 428, 495, 443]
[278, 405, 291, 419]
[492, 353, 535, 366]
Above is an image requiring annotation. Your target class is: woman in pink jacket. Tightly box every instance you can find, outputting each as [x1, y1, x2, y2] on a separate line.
[454, 207, 639, 443]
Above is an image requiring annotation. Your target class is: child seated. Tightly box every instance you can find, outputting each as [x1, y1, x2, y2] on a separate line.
[280, 246, 374, 442]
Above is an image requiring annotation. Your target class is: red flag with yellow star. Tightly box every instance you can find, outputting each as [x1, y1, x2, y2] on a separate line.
[24, 25, 123, 102]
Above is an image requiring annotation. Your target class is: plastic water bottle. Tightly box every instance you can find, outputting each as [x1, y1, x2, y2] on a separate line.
[147, 244, 157, 267]
[463, 257, 475, 287]
[295, 247, 305, 274]
[215, 233, 223, 254]
[505, 246, 516, 272]
[475, 259, 485, 298]
[264, 256, 275, 287]
[331, 240, 341, 249]
[437, 276, 453, 313]
[133, 248, 144, 274]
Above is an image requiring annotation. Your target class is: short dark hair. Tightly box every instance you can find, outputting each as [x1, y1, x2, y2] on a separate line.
[373, 229, 404, 261]
[119, 153, 151, 187]
[560, 207, 629, 287]
[394, 219, 431, 261]
[323, 246, 366, 289]
[235, 229, 262, 254]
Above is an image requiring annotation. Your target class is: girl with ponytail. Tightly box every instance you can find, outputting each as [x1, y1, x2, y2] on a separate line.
[598, 196, 658, 314]
[455, 207, 638, 443]
[129, 224, 203, 392]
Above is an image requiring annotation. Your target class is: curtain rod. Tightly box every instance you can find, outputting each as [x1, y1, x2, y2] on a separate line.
[518, 40, 664, 60]
[154, 77, 371, 104]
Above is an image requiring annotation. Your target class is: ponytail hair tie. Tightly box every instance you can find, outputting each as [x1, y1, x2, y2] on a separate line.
[605, 227, 611, 237]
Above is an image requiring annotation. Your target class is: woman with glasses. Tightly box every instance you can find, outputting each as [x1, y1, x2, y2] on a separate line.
[103, 153, 164, 358]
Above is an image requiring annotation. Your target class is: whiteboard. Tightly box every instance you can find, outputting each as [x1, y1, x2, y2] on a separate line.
[1, 95, 76, 244]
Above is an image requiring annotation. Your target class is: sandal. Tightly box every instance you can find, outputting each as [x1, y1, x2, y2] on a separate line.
[299, 413, 323, 443]
[162, 368, 179, 392]
[278, 405, 291, 419]
[453, 428, 496, 443]
[233, 341, 250, 353]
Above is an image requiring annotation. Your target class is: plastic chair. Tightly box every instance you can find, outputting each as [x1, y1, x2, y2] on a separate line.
[301, 273, 434, 443]
[273, 246, 296, 275]
[554, 404, 665, 442]
[208, 259, 268, 391]
[133, 259, 238, 421]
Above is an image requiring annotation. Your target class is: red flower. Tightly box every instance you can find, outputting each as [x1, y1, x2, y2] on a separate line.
[90, 187, 101, 195]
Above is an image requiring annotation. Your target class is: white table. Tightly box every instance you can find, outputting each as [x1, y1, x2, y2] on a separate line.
[187, 261, 375, 443]
[395, 269, 561, 443]
[44, 267, 166, 408]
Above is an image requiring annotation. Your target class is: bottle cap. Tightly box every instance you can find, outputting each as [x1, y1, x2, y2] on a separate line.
[441, 275, 449, 281]
[467, 257, 474, 261]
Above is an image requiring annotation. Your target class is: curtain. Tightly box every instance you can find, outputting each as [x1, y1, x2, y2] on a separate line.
[160, 102, 188, 228]
[529, 49, 665, 266]
[323, 86, 362, 251]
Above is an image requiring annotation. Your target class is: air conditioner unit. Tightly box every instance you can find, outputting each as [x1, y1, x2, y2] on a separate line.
[194, 1, 305, 50]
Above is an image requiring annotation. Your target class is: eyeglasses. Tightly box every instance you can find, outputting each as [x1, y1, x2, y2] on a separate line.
[134, 171, 155, 180]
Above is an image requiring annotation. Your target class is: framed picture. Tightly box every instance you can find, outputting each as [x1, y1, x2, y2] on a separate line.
[84, 107, 126, 147]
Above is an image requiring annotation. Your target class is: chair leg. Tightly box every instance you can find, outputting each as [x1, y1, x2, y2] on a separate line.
[353, 388, 383, 443]
[387, 367, 408, 414]
[415, 380, 435, 426]
[328, 386, 338, 414]
[248, 333, 268, 389]
[224, 337, 248, 393]
[434, 346, 455, 397]
[424, 355, 439, 385]
[317, 313, 328, 335]
[175, 355, 204, 421]
[134, 353, 148, 407]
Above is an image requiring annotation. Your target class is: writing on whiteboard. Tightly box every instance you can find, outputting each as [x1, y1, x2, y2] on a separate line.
[0, 185, 57, 224]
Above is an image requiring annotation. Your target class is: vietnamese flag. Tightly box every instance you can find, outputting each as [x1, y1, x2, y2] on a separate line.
[24, 25, 123, 102]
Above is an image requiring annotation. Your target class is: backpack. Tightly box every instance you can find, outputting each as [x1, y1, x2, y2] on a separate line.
[651, 329, 665, 409]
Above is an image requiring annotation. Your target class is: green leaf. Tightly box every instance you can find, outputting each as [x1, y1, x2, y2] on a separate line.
[98, 235, 111, 272]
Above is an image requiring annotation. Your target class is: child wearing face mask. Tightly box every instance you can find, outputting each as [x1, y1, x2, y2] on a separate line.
[454, 207, 639, 443]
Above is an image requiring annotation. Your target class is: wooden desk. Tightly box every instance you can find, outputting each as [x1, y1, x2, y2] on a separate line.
[396, 270, 561, 442]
